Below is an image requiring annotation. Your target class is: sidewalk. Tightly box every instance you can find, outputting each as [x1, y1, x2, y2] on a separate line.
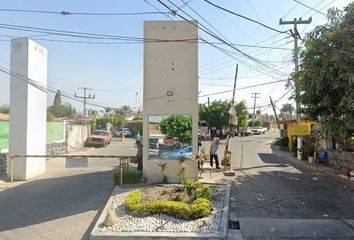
[272, 145, 354, 189]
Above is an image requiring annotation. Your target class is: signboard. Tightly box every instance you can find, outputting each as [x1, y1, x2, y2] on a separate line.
[288, 123, 311, 136]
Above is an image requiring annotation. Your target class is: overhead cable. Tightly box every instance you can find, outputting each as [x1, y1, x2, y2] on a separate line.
[202, 0, 290, 35]
[0, 8, 168, 16]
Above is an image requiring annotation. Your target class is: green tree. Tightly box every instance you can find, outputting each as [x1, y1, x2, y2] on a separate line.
[199, 100, 248, 129]
[235, 101, 248, 127]
[280, 103, 295, 117]
[297, 3, 354, 139]
[0, 106, 9, 114]
[115, 105, 133, 118]
[52, 90, 62, 116]
[48, 90, 76, 117]
[248, 120, 263, 127]
[160, 115, 192, 143]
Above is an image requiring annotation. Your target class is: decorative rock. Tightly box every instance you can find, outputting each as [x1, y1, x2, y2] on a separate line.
[102, 210, 118, 227]
[99, 184, 226, 233]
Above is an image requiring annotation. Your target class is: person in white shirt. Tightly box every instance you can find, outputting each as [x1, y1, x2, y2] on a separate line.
[210, 137, 221, 169]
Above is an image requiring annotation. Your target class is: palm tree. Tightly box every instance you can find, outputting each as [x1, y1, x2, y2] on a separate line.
[280, 103, 295, 117]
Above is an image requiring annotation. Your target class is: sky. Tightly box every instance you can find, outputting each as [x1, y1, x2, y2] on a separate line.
[0, 0, 351, 115]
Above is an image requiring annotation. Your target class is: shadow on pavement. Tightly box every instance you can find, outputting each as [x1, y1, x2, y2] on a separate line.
[230, 155, 354, 219]
[0, 170, 115, 232]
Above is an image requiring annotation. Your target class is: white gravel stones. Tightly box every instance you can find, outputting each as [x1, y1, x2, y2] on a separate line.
[99, 184, 225, 233]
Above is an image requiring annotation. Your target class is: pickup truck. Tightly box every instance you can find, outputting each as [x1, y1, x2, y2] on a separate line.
[87, 130, 112, 147]
[239, 127, 252, 136]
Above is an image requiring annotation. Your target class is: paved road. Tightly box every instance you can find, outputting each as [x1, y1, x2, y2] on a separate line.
[0, 138, 137, 240]
[226, 131, 354, 239]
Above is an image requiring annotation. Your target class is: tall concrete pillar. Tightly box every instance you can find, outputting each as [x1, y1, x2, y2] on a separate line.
[9, 38, 47, 180]
[143, 21, 198, 183]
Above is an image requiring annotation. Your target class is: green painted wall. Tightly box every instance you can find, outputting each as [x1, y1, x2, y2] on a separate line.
[0, 121, 64, 150]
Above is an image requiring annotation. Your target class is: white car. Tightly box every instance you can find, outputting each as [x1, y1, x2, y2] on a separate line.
[114, 128, 132, 137]
[252, 126, 265, 135]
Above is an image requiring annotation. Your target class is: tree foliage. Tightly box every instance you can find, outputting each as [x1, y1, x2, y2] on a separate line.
[297, 3, 354, 139]
[160, 115, 192, 143]
[279, 103, 295, 118]
[0, 106, 9, 114]
[235, 101, 249, 127]
[92, 116, 125, 130]
[199, 100, 249, 129]
[48, 90, 76, 117]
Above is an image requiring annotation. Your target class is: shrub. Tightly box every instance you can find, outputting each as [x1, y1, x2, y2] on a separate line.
[125, 183, 212, 220]
[195, 185, 211, 201]
[274, 136, 289, 146]
[183, 179, 211, 202]
[113, 169, 143, 185]
[125, 190, 141, 213]
[191, 198, 212, 218]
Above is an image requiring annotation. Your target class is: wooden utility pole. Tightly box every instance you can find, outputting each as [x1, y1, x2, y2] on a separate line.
[269, 96, 281, 129]
[251, 93, 260, 131]
[279, 17, 312, 120]
[75, 87, 95, 117]
[225, 64, 238, 151]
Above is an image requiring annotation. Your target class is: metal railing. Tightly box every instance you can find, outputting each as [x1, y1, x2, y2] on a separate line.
[8, 154, 136, 184]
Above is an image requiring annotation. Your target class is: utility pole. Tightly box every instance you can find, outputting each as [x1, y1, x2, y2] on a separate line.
[280, 17, 311, 160]
[75, 87, 95, 117]
[269, 96, 281, 130]
[251, 93, 260, 131]
[279, 17, 312, 120]
[225, 64, 238, 151]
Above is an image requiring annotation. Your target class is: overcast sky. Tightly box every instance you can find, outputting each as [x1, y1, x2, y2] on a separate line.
[0, 0, 351, 114]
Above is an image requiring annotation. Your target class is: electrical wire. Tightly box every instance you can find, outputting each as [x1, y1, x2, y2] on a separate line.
[0, 8, 168, 16]
[202, 0, 290, 35]
[156, 0, 290, 77]
[199, 79, 288, 97]
[293, 0, 326, 16]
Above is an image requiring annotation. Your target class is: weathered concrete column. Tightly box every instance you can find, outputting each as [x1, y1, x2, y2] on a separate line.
[9, 38, 47, 180]
[143, 21, 198, 183]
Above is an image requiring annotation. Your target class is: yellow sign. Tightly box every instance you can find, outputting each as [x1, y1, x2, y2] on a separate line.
[288, 123, 311, 136]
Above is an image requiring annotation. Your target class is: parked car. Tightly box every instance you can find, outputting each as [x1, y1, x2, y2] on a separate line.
[158, 143, 182, 157]
[87, 130, 112, 147]
[160, 145, 193, 160]
[252, 126, 266, 135]
[114, 128, 132, 137]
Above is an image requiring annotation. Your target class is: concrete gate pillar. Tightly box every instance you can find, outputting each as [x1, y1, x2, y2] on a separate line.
[9, 38, 48, 180]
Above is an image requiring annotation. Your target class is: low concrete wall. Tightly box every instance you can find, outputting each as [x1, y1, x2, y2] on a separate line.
[66, 123, 90, 153]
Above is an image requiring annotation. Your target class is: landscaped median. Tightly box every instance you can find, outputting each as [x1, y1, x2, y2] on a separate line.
[90, 181, 230, 239]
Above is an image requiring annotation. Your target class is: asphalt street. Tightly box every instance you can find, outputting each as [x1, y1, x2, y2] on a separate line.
[225, 131, 354, 239]
[0, 133, 353, 239]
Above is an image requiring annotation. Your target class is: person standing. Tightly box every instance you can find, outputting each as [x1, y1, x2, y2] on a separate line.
[136, 140, 143, 171]
[210, 137, 221, 169]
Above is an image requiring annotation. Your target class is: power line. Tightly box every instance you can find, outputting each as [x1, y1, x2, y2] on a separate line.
[293, 0, 326, 16]
[0, 64, 119, 110]
[156, 0, 290, 77]
[202, 0, 290, 35]
[0, 8, 168, 16]
[199, 79, 288, 97]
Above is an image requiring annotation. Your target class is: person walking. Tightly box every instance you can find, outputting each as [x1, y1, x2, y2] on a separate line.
[136, 140, 143, 171]
[210, 137, 221, 169]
